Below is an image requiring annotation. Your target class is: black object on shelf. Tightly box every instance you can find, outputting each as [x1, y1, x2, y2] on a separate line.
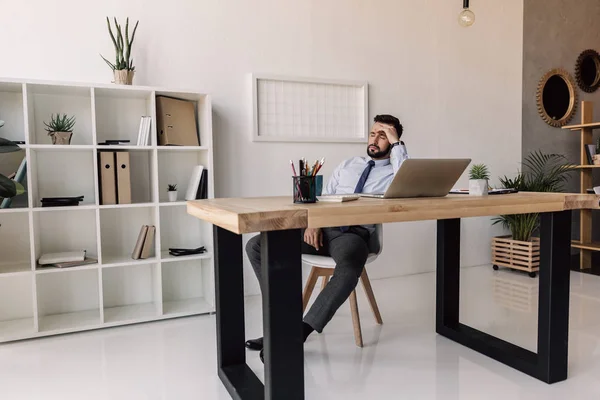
[168, 246, 206, 257]
[40, 195, 84, 207]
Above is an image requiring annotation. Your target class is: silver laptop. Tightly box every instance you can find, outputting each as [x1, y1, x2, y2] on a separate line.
[360, 158, 471, 199]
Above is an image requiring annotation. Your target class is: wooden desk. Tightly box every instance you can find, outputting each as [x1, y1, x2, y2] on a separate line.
[188, 193, 600, 400]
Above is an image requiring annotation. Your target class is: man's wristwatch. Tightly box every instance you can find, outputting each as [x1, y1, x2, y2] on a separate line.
[390, 141, 404, 148]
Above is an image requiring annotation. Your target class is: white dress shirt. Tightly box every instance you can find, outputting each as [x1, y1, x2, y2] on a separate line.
[322, 143, 409, 241]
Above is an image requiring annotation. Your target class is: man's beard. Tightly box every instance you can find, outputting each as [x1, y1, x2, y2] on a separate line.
[367, 144, 391, 159]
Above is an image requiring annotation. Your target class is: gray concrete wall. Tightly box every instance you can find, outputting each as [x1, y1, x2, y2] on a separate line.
[522, 0, 600, 242]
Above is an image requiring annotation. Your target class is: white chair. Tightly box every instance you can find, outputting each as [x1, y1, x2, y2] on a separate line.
[301, 224, 384, 347]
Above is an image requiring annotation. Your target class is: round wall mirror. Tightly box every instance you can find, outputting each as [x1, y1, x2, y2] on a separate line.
[575, 49, 600, 93]
[536, 68, 577, 128]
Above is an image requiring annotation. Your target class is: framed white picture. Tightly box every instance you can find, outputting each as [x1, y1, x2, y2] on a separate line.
[252, 74, 368, 143]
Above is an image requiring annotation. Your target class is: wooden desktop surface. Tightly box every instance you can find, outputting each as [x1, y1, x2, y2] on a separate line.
[186, 193, 600, 235]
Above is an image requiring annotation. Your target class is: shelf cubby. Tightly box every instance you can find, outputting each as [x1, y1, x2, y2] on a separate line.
[157, 149, 210, 203]
[159, 204, 211, 262]
[102, 263, 161, 324]
[0, 145, 28, 209]
[99, 206, 157, 265]
[36, 268, 101, 332]
[154, 91, 212, 148]
[32, 208, 98, 269]
[26, 83, 93, 146]
[0, 274, 34, 341]
[29, 148, 96, 207]
[162, 259, 213, 316]
[0, 82, 25, 143]
[94, 87, 155, 145]
[0, 212, 32, 275]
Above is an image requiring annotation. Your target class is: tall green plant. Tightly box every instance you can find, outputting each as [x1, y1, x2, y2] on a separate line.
[100, 17, 139, 71]
[0, 137, 26, 199]
[492, 151, 573, 242]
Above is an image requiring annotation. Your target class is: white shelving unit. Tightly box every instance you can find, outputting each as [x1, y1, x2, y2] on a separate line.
[0, 77, 215, 343]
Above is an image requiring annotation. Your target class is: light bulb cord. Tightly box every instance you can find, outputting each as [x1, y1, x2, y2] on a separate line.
[463, 0, 469, 9]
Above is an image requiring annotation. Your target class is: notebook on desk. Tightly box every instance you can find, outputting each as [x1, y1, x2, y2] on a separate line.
[359, 158, 471, 199]
[317, 194, 360, 203]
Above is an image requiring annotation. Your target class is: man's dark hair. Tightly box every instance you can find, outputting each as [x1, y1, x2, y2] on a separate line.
[374, 114, 403, 138]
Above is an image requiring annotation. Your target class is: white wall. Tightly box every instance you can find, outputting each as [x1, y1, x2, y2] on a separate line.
[0, 0, 523, 296]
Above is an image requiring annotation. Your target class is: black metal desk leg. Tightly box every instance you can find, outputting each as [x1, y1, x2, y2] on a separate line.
[537, 210, 571, 383]
[435, 212, 572, 384]
[261, 229, 304, 400]
[214, 226, 263, 399]
[436, 218, 461, 332]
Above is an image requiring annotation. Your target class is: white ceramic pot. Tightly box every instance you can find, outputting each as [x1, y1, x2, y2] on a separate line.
[469, 179, 488, 196]
[168, 191, 178, 202]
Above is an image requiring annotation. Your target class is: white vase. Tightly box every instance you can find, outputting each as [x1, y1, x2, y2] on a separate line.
[168, 191, 178, 202]
[469, 179, 488, 196]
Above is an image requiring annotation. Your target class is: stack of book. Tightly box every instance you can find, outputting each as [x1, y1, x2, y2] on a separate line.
[40, 195, 84, 207]
[37, 250, 97, 269]
[132, 225, 156, 260]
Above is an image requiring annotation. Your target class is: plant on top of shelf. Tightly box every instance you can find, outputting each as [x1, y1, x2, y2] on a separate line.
[100, 17, 139, 86]
[0, 123, 26, 200]
[468, 163, 490, 196]
[168, 184, 178, 202]
[44, 113, 76, 145]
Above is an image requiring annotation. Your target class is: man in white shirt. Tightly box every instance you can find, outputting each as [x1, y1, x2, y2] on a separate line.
[245, 115, 409, 361]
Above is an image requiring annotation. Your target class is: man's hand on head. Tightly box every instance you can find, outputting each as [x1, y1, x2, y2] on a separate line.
[381, 124, 399, 145]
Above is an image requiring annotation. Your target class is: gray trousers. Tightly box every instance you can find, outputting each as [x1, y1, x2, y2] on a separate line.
[245, 227, 370, 333]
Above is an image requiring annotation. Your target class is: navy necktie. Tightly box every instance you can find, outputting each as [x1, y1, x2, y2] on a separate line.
[341, 160, 376, 232]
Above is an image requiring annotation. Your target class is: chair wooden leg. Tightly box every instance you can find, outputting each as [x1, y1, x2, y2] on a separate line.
[361, 269, 383, 325]
[349, 290, 363, 347]
[321, 275, 330, 291]
[302, 267, 320, 313]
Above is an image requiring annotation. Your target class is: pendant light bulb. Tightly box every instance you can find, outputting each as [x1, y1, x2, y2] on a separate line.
[459, 0, 475, 27]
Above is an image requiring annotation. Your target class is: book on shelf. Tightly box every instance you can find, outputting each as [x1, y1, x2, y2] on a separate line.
[132, 225, 156, 260]
[40, 195, 84, 207]
[38, 250, 87, 265]
[585, 144, 595, 165]
[98, 151, 131, 205]
[136, 116, 152, 146]
[156, 96, 199, 146]
[194, 168, 209, 199]
[185, 165, 205, 200]
[38, 257, 98, 269]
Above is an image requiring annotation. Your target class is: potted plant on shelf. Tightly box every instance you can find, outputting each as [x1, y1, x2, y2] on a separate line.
[100, 17, 139, 85]
[491, 151, 573, 278]
[469, 163, 490, 196]
[44, 113, 76, 145]
[167, 184, 178, 202]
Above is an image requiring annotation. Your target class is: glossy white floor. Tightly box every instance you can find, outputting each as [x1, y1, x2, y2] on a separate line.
[1, 265, 599, 400]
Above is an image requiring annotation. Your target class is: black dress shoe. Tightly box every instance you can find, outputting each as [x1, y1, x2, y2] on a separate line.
[260, 348, 264, 364]
[245, 337, 263, 351]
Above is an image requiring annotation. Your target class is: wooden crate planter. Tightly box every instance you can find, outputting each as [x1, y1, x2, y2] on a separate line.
[492, 235, 540, 278]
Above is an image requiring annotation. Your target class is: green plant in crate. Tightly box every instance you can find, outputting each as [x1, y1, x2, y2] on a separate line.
[168, 184, 177, 192]
[469, 163, 490, 180]
[44, 113, 76, 145]
[0, 128, 26, 199]
[100, 17, 139, 85]
[493, 151, 573, 241]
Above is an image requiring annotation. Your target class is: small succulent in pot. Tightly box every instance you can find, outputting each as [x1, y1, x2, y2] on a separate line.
[468, 163, 490, 196]
[167, 184, 178, 202]
[44, 113, 76, 145]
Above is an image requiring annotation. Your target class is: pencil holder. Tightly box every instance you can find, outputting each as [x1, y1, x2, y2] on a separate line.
[293, 176, 317, 204]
